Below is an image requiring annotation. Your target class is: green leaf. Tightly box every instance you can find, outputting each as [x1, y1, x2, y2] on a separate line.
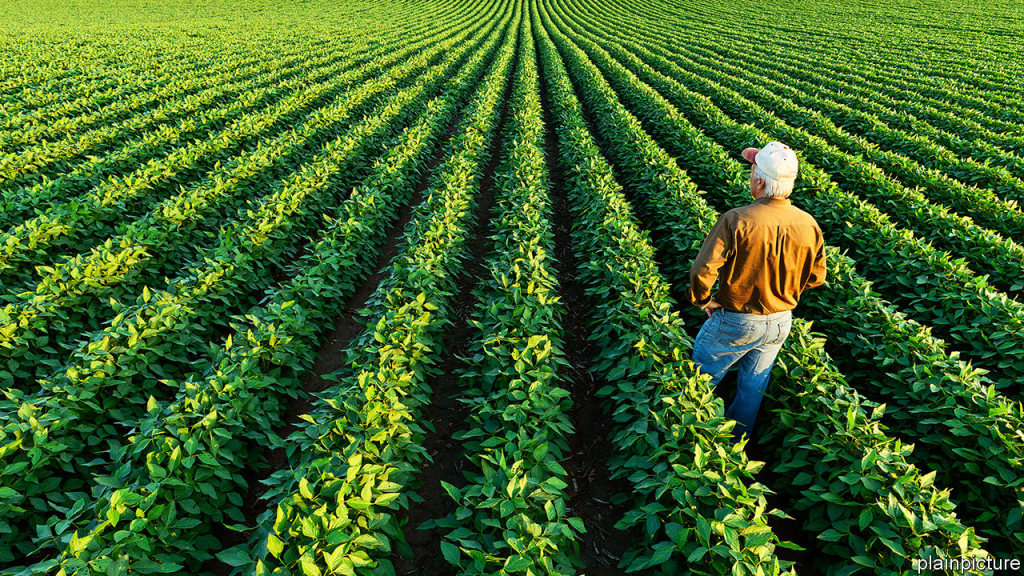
[820, 493, 844, 504]
[879, 537, 906, 556]
[216, 547, 251, 567]
[957, 530, 970, 555]
[696, 516, 711, 543]
[543, 476, 568, 491]
[852, 555, 876, 567]
[372, 559, 396, 576]
[858, 509, 873, 531]
[567, 516, 586, 534]
[687, 546, 708, 563]
[299, 477, 314, 500]
[267, 533, 284, 558]
[300, 557, 322, 576]
[532, 443, 549, 462]
[440, 541, 460, 565]
[440, 481, 461, 502]
[504, 555, 531, 572]
[818, 529, 844, 542]
[105, 557, 128, 576]
[649, 543, 674, 566]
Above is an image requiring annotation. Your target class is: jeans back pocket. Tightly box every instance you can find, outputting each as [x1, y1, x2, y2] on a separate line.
[716, 317, 760, 347]
[766, 318, 792, 346]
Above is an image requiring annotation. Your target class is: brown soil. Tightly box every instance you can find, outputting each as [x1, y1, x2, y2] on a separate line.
[537, 51, 639, 572]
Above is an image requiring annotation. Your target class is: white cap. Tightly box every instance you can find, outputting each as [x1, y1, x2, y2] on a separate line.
[742, 141, 798, 182]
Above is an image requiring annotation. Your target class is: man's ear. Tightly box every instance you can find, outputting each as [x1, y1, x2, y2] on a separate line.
[753, 176, 766, 196]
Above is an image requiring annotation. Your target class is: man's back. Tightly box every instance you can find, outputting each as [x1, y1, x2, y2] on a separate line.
[689, 197, 826, 315]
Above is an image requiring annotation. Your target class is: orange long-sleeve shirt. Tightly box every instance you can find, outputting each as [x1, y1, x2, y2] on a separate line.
[688, 197, 827, 314]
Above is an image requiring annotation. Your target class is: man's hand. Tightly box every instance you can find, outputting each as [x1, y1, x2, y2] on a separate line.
[704, 299, 723, 318]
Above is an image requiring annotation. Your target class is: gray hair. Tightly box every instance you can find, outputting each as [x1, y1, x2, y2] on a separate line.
[754, 165, 795, 198]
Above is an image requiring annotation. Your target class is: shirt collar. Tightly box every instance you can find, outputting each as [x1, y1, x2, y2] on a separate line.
[753, 196, 791, 207]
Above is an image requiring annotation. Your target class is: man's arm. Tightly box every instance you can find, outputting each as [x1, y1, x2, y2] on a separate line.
[688, 214, 733, 309]
[804, 226, 827, 290]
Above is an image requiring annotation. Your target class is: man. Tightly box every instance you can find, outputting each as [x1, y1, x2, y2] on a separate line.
[688, 141, 827, 443]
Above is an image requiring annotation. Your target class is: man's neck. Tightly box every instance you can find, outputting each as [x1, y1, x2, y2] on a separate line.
[753, 196, 792, 206]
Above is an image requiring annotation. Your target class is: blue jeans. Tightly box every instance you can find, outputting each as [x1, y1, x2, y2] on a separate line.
[691, 308, 793, 442]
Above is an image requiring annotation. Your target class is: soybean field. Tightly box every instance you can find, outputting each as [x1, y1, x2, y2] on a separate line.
[1, 0, 1023, 574]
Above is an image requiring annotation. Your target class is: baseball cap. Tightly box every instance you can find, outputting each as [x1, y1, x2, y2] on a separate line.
[741, 142, 798, 182]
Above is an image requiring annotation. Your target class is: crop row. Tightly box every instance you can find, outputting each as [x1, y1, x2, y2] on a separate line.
[0, 0, 381, 110]
[0, 40, 367, 208]
[0, 0, 496, 278]
[541, 0, 1024, 551]
[535, 6, 794, 574]
[546, 0, 1024, 399]
[705, 0, 1022, 95]
[572, 20, 1024, 544]
[0, 0, 405, 132]
[537, 1, 994, 571]
[0, 45, 229, 141]
[568, 0, 1024, 230]
[617, 0, 1024, 161]
[0, 59, 364, 287]
[232, 8, 519, 575]
[795, 251, 1024, 554]
[577, 0, 1024, 202]
[676, 0, 1024, 135]
[1, 1, 1018, 574]
[12, 10, 514, 574]
[561, 0, 1024, 296]
[432, 15, 584, 574]
[0, 0, 488, 192]
[567, 26, 1024, 549]
[0, 38, 327, 158]
[0, 7, 506, 564]
[0, 0, 502, 394]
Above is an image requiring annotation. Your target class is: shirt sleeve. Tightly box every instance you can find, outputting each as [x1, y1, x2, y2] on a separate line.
[805, 226, 827, 290]
[688, 214, 733, 308]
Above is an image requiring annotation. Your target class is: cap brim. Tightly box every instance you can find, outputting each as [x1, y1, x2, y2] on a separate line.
[741, 147, 759, 164]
